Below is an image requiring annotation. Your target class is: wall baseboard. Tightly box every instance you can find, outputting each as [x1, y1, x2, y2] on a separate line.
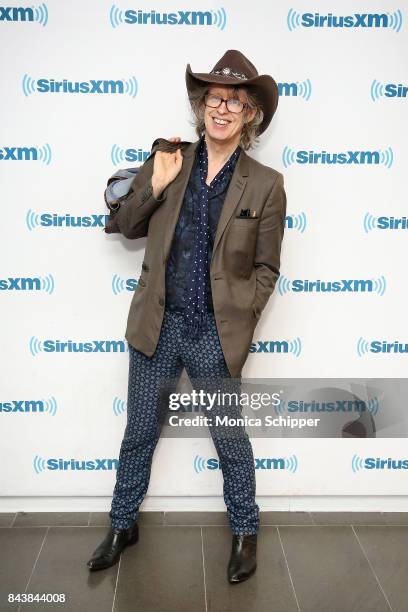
[1, 496, 408, 513]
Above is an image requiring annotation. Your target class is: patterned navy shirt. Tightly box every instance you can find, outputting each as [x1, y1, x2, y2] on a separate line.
[165, 136, 241, 313]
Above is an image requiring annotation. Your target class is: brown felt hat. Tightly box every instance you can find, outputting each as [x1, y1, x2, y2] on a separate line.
[185, 49, 279, 135]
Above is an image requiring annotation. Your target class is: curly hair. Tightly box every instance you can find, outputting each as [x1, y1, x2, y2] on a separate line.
[188, 84, 264, 151]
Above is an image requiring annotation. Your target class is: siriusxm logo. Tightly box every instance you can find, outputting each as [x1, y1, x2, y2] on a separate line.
[0, 397, 57, 415]
[285, 212, 307, 233]
[34, 455, 118, 473]
[0, 144, 51, 164]
[26, 210, 109, 230]
[29, 337, 129, 355]
[109, 6, 227, 30]
[193, 454, 298, 473]
[352, 455, 408, 472]
[111, 144, 150, 165]
[22, 74, 138, 97]
[0, 3, 48, 25]
[112, 274, 140, 295]
[287, 9, 403, 32]
[276, 398, 379, 416]
[278, 275, 386, 296]
[371, 80, 408, 101]
[279, 80, 312, 100]
[249, 338, 302, 357]
[0, 274, 54, 294]
[113, 397, 126, 416]
[357, 338, 408, 356]
[364, 212, 408, 232]
[282, 146, 394, 168]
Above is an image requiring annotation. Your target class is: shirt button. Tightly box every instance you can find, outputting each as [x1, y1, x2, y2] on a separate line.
[159, 297, 165, 306]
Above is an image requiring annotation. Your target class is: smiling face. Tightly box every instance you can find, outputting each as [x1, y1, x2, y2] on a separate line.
[203, 85, 256, 149]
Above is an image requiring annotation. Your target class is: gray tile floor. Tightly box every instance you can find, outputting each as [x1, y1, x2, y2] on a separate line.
[1, 511, 408, 611]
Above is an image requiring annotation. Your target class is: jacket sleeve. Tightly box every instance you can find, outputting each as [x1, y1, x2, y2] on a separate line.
[114, 153, 166, 239]
[252, 172, 287, 319]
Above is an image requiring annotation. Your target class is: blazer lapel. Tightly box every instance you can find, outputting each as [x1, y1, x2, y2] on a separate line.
[162, 140, 200, 262]
[211, 149, 249, 259]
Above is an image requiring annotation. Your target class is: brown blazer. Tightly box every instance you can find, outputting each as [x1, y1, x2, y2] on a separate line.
[114, 139, 287, 377]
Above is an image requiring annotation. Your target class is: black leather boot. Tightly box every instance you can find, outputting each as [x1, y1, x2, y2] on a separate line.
[227, 534, 257, 583]
[87, 522, 139, 571]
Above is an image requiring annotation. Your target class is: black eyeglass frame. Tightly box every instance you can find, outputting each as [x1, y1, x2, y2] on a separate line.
[204, 93, 250, 114]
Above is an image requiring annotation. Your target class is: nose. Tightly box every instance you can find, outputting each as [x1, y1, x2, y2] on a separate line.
[217, 99, 228, 114]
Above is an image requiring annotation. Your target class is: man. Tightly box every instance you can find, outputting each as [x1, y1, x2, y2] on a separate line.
[87, 50, 286, 584]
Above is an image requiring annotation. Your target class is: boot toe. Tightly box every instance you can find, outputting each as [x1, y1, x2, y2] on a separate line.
[87, 553, 115, 571]
[228, 562, 257, 583]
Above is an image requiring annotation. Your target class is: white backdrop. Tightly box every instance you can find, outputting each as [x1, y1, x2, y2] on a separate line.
[1, 0, 407, 508]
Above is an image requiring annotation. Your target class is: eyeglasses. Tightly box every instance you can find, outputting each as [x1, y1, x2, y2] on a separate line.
[204, 93, 249, 114]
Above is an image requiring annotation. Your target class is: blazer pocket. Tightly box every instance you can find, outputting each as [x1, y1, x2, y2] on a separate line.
[234, 214, 260, 219]
[232, 217, 260, 228]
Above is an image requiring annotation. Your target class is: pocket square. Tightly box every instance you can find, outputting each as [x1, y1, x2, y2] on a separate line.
[236, 208, 259, 219]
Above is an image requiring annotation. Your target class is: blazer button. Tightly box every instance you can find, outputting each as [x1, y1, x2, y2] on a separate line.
[159, 297, 165, 306]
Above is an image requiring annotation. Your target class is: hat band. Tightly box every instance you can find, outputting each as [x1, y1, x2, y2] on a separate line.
[210, 67, 248, 81]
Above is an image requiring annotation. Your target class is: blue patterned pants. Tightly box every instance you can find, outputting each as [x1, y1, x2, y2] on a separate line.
[109, 308, 260, 535]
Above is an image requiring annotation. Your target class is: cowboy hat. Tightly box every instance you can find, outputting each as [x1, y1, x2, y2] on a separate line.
[185, 49, 279, 135]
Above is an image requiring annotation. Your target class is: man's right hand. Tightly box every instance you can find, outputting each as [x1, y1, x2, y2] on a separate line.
[151, 136, 183, 199]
